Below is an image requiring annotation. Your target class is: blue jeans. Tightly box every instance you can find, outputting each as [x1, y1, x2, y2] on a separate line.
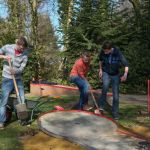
[70, 76, 89, 110]
[0, 77, 25, 123]
[99, 72, 120, 118]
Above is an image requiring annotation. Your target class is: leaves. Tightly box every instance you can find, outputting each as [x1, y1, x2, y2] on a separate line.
[57, 0, 150, 93]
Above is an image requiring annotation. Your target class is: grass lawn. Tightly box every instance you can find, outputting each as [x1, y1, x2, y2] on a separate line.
[118, 104, 150, 138]
[0, 95, 79, 150]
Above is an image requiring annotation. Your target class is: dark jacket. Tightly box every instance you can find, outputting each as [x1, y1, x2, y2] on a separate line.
[99, 48, 128, 75]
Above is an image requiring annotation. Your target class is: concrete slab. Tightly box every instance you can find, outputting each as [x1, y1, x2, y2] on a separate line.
[38, 111, 140, 150]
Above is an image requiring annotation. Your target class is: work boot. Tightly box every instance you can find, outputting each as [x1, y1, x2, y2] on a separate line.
[113, 116, 119, 121]
[83, 105, 93, 111]
[99, 108, 104, 115]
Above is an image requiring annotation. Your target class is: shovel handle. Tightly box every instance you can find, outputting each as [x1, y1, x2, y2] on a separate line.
[8, 60, 22, 104]
[90, 90, 99, 109]
[89, 84, 100, 109]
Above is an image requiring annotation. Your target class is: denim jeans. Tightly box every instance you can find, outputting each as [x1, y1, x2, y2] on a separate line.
[0, 77, 25, 123]
[99, 72, 120, 118]
[70, 76, 89, 110]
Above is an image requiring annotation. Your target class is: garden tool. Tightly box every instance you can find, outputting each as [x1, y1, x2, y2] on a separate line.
[8, 59, 28, 121]
[89, 86, 101, 115]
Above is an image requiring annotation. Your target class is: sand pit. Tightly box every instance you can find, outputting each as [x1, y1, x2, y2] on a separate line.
[21, 131, 86, 150]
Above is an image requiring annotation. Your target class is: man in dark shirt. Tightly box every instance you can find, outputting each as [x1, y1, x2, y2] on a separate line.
[98, 40, 129, 120]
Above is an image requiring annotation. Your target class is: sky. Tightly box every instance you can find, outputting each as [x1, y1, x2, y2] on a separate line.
[0, 3, 8, 18]
[0, 2, 61, 47]
[0, 2, 60, 32]
[39, 2, 60, 32]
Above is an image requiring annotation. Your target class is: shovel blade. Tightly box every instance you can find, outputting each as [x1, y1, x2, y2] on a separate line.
[16, 103, 28, 120]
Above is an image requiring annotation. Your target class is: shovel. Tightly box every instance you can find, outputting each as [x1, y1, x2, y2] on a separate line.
[8, 60, 28, 121]
[89, 87, 101, 115]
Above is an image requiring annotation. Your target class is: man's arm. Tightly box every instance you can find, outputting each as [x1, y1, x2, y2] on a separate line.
[121, 66, 129, 82]
[13, 56, 28, 74]
[75, 63, 86, 79]
[0, 55, 11, 60]
[98, 50, 103, 79]
[0, 46, 11, 60]
[119, 51, 129, 82]
[99, 61, 103, 79]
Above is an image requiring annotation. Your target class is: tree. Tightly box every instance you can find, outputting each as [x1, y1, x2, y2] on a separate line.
[57, 0, 150, 93]
[58, 0, 74, 50]
[37, 13, 59, 80]
[0, 0, 59, 90]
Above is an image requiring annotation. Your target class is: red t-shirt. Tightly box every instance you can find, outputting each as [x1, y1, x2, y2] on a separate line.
[70, 58, 90, 78]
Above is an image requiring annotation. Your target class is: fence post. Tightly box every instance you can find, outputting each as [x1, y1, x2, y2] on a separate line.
[148, 80, 150, 113]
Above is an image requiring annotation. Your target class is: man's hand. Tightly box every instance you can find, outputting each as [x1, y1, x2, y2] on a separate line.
[120, 72, 128, 82]
[99, 69, 103, 79]
[9, 68, 16, 75]
[6, 56, 15, 74]
[3, 55, 11, 61]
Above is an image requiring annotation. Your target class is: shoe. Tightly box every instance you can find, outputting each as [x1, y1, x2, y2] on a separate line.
[113, 117, 119, 121]
[99, 108, 104, 114]
[94, 109, 102, 114]
[0, 123, 4, 130]
[83, 105, 93, 111]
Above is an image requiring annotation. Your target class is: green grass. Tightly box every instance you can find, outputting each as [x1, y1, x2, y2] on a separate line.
[0, 120, 27, 150]
[0, 95, 79, 150]
[118, 104, 150, 128]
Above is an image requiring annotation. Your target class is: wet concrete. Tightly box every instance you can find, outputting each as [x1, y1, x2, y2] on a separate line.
[38, 111, 141, 150]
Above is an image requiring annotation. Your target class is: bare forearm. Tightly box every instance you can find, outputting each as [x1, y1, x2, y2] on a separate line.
[0, 55, 11, 60]
[99, 61, 102, 71]
[124, 66, 129, 76]
[0, 55, 5, 59]
[99, 61, 103, 79]
[120, 66, 129, 82]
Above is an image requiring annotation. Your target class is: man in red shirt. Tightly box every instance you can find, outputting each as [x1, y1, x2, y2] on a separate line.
[70, 51, 92, 110]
